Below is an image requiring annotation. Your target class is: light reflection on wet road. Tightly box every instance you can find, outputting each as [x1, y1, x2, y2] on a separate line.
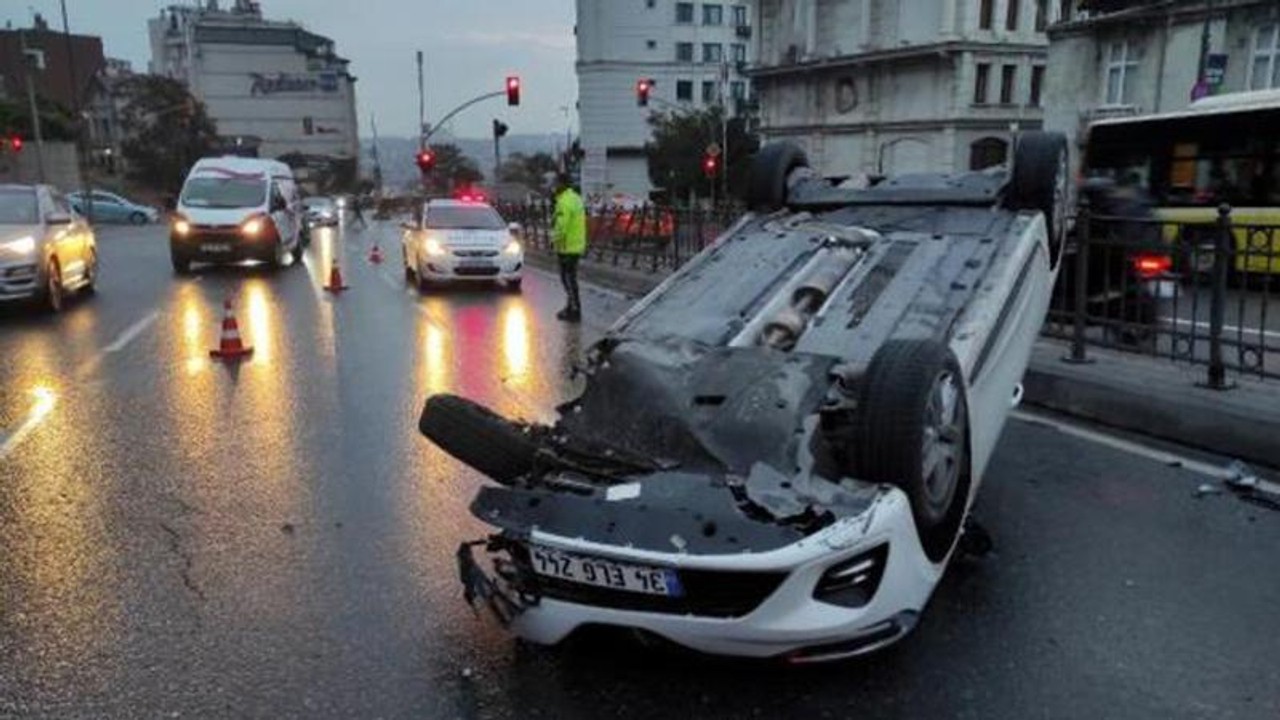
[0, 220, 1276, 719]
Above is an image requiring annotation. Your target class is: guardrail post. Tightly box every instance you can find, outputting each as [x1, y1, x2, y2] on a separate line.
[1201, 203, 1235, 390]
[1063, 197, 1093, 364]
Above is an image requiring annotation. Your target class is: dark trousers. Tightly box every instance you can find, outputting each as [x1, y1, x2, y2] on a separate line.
[558, 253, 581, 311]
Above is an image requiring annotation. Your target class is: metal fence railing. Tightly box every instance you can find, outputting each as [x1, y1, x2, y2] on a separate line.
[1044, 201, 1280, 383]
[501, 198, 1280, 384]
[496, 201, 740, 274]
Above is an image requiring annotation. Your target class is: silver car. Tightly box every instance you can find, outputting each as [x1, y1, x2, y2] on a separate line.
[0, 184, 98, 312]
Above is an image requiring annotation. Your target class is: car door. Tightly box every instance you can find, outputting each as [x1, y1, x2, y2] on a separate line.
[89, 191, 125, 223]
[45, 190, 85, 280]
[268, 182, 294, 248]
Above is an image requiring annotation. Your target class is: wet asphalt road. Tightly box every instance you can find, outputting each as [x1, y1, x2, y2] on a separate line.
[0, 220, 1277, 719]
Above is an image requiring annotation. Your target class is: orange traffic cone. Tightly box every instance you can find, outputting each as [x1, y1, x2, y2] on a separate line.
[325, 255, 349, 293]
[209, 296, 253, 360]
[369, 243, 384, 264]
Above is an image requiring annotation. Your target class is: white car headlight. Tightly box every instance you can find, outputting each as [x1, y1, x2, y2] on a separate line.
[1, 236, 36, 255]
[424, 237, 446, 256]
[504, 239, 522, 256]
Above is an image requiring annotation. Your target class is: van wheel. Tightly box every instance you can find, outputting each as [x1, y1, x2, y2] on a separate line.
[419, 394, 538, 484]
[1006, 131, 1069, 265]
[856, 339, 969, 558]
[746, 142, 809, 213]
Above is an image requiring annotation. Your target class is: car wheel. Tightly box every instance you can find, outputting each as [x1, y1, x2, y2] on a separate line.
[171, 251, 191, 275]
[129, 211, 147, 225]
[419, 394, 539, 485]
[44, 259, 64, 313]
[265, 241, 283, 270]
[1006, 131, 1070, 267]
[83, 249, 98, 294]
[505, 278, 523, 293]
[416, 270, 434, 294]
[290, 236, 304, 265]
[746, 142, 809, 213]
[403, 250, 415, 283]
[856, 339, 969, 553]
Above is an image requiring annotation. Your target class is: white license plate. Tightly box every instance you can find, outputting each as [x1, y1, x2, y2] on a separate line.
[529, 545, 682, 597]
[202, 243, 231, 253]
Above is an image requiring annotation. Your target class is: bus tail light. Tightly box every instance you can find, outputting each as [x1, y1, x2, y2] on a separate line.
[1132, 253, 1172, 279]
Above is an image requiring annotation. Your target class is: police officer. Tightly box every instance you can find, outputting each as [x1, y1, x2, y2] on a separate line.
[552, 173, 587, 322]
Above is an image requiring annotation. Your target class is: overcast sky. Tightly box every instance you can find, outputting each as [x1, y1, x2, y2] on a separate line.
[5, 0, 578, 139]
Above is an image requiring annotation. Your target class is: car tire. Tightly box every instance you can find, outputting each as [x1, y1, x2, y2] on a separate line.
[856, 339, 969, 548]
[1006, 131, 1070, 266]
[417, 272, 434, 294]
[129, 211, 147, 225]
[418, 394, 539, 485]
[506, 278, 523, 293]
[290, 236, 304, 265]
[746, 142, 808, 213]
[83, 249, 98, 294]
[171, 251, 191, 275]
[403, 251, 415, 284]
[43, 259, 64, 313]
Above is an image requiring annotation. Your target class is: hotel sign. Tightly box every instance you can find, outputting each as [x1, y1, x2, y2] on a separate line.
[250, 72, 339, 96]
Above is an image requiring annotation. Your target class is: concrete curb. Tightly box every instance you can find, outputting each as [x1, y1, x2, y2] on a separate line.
[529, 250, 1280, 470]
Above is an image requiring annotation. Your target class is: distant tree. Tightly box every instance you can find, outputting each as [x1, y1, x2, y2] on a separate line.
[497, 151, 559, 191]
[117, 75, 218, 193]
[646, 106, 759, 204]
[421, 142, 484, 195]
[0, 98, 77, 141]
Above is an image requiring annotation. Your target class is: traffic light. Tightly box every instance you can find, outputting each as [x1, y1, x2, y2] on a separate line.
[8, 135, 22, 153]
[506, 76, 520, 106]
[415, 149, 436, 171]
[636, 79, 651, 107]
[702, 153, 719, 177]
[493, 119, 509, 139]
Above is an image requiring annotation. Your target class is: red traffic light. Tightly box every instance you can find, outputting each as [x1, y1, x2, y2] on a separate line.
[506, 76, 520, 106]
[7, 135, 22, 153]
[702, 154, 719, 177]
[415, 149, 436, 171]
[636, 79, 651, 107]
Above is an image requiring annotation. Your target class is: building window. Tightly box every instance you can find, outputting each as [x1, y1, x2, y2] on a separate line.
[1000, 64, 1017, 104]
[1104, 40, 1138, 105]
[1006, 0, 1020, 31]
[676, 79, 694, 101]
[730, 80, 746, 99]
[646, 0, 655, 7]
[970, 137, 1009, 170]
[647, 39, 657, 50]
[703, 43, 723, 63]
[732, 4, 748, 27]
[676, 2, 694, 23]
[979, 0, 994, 30]
[1059, 0, 1072, 23]
[702, 80, 718, 103]
[1034, 0, 1048, 31]
[703, 3, 723, 25]
[1250, 24, 1280, 90]
[1029, 65, 1045, 106]
[731, 43, 747, 63]
[974, 63, 991, 104]
[676, 42, 694, 62]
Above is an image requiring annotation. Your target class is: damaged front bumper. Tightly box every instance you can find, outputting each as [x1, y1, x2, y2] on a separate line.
[457, 486, 945, 661]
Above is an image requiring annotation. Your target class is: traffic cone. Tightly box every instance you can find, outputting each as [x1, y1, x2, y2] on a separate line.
[369, 242, 384, 264]
[209, 296, 253, 360]
[325, 255, 349, 293]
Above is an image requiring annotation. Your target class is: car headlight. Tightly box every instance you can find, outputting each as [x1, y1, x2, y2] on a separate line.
[241, 216, 265, 237]
[172, 219, 191, 237]
[504, 239, 522, 256]
[0, 235, 36, 255]
[424, 237, 446, 256]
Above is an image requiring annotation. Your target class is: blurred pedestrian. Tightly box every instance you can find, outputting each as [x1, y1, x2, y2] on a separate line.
[552, 173, 587, 322]
[351, 195, 368, 228]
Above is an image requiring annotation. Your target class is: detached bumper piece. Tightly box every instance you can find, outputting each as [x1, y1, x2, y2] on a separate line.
[457, 539, 533, 626]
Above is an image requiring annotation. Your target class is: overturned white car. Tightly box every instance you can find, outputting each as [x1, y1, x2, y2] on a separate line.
[421, 132, 1069, 662]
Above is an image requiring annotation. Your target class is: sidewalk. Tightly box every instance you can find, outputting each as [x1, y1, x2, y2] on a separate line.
[530, 249, 1280, 470]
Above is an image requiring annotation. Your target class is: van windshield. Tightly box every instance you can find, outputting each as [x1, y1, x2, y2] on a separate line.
[181, 177, 266, 209]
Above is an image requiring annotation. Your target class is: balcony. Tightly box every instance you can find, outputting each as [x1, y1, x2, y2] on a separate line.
[734, 24, 752, 39]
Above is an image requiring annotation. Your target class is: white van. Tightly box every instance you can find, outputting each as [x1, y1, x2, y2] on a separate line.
[169, 157, 302, 274]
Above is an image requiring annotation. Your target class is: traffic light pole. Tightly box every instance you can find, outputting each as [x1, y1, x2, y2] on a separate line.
[421, 90, 505, 145]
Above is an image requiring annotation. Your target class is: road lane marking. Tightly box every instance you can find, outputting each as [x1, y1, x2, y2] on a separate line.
[1159, 317, 1280, 342]
[103, 311, 160, 353]
[1011, 408, 1280, 494]
[0, 387, 57, 462]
